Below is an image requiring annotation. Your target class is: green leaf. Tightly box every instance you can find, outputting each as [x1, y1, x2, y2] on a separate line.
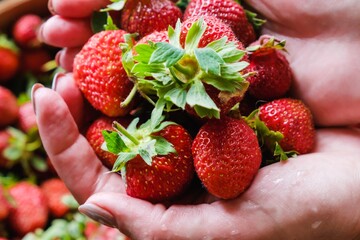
[151, 73, 173, 85]
[150, 100, 166, 131]
[218, 47, 246, 63]
[134, 43, 156, 63]
[185, 18, 206, 52]
[164, 87, 187, 109]
[112, 152, 137, 172]
[138, 139, 157, 166]
[102, 130, 128, 154]
[132, 63, 166, 77]
[206, 37, 228, 52]
[30, 156, 47, 172]
[150, 42, 185, 67]
[104, 14, 119, 30]
[194, 48, 224, 76]
[203, 76, 239, 92]
[186, 80, 220, 118]
[153, 136, 177, 155]
[168, 20, 182, 48]
[102, 0, 126, 11]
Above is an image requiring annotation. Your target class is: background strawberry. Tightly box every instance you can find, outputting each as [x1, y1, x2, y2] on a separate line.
[245, 37, 293, 100]
[192, 116, 262, 199]
[12, 14, 43, 48]
[0, 86, 19, 128]
[0, 35, 20, 83]
[0, 130, 11, 168]
[258, 98, 315, 155]
[86, 116, 132, 169]
[119, 0, 182, 38]
[0, 186, 10, 221]
[7, 181, 48, 237]
[17, 101, 37, 133]
[73, 29, 136, 117]
[184, 0, 256, 46]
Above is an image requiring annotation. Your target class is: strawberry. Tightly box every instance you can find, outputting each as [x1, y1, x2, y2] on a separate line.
[245, 36, 293, 100]
[0, 186, 10, 221]
[119, 0, 182, 38]
[103, 116, 194, 203]
[258, 98, 315, 155]
[130, 17, 249, 119]
[21, 48, 52, 74]
[18, 101, 37, 133]
[184, 0, 256, 46]
[86, 116, 132, 169]
[7, 181, 48, 237]
[192, 116, 262, 199]
[12, 14, 43, 48]
[40, 178, 72, 218]
[85, 221, 130, 240]
[73, 29, 136, 117]
[0, 86, 19, 128]
[137, 30, 169, 45]
[0, 35, 20, 83]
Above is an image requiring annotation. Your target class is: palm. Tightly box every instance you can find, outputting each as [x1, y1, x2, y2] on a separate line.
[246, 0, 360, 126]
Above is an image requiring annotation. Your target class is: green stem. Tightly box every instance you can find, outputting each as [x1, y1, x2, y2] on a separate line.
[121, 84, 137, 108]
[112, 121, 140, 145]
[173, 62, 195, 79]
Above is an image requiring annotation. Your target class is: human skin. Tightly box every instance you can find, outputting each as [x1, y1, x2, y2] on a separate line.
[34, 0, 360, 239]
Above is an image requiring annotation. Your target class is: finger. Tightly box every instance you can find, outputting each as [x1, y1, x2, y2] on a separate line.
[32, 85, 125, 204]
[55, 47, 81, 73]
[314, 128, 360, 153]
[49, 0, 110, 18]
[39, 15, 93, 48]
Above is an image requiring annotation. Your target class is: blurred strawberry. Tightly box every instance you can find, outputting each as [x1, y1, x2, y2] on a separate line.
[7, 181, 48, 237]
[21, 48, 52, 74]
[40, 178, 73, 218]
[17, 101, 37, 133]
[0, 130, 11, 168]
[0, 35, 20, 83]
[12, 14, 43, 48]
[0, 86, 19, 128]
[0, 186, 10, 221]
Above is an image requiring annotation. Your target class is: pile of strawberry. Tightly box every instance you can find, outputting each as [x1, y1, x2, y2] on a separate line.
[0, 11, 130, 239]
[75, 0, 316, 204]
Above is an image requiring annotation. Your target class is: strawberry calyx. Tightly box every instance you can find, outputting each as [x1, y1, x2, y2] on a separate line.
[244, 109, 297, 161]
[128, 18, 250, 119]
[101, 114, 177, 177]
[101, 0, 126, 12]
[246, 35, 287, 53]
[0, 34, 19, 54]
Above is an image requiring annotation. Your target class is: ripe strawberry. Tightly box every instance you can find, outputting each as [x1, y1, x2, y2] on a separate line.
[8, 181, 48, 237]
[21, 48, 52, 74]
[73, 30, 135, 117]
[0, 35, 20, 83]
[103, 116, 194, 203]
[86, 116, 132, 169]
[0, 86, 19, 128]
[137, 30, 169, 45]
[12, 14, 43, 48]
[18, 101, 37, 133]
[192, 116, 262, 199]
[245, 37, 293, 100]
[40, 178, 72, 218]
[258, 98, 315, 155]
[184, 0, 256, 46]
[0, 186, 10, 221]
[0, 130, 11, 168]
[119, 0, 182, 38]
[131, 17, 249, 119]
[85, 221, 130, 240]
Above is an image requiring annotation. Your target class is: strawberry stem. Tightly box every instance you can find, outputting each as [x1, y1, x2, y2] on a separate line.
[112, 121, 140, 145]
[121, 84, 137, 108]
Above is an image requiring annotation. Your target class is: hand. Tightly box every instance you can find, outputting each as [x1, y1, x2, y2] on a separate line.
[34, 0, 360, 239]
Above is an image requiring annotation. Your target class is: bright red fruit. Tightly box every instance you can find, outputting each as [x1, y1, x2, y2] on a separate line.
[8, 182, 48, 237]
[184, 0, 256, 46]
[73, 30, 135, 117]
[246, 37, 293, 100]
[12, 14, 43, 48]
[0, 36, 19, 83]
[18, 101, 37, 133]
[259, 98, 315, 154]
[192, 116, 262, 199]
[120, 0, 182, 38]
[40, 178, 72, 218]
[86, 116, 132, 169]
[0, 86, 19, 127]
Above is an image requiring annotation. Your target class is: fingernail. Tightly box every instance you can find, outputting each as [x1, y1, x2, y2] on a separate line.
[31, 83, 44, 115]
[79, 204, 116, 228]
[55, 50, 63, 66]
[51, 72, 65, 91]
[36, 24, 44, 43]
[48, 0, 56, 15]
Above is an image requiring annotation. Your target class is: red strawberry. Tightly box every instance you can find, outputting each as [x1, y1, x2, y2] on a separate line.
[40, 178, 72, 218]
[73, 30, 136, 117]
[86, 116, 132, 169]
[85, 221, 130, 240]
[18, 101, 37, 133]
[8, 181, 48, 237]
[12, 14, 43, 48]
[245, 37, 293, 100]
[258, 98, 315, 155]
[21, 48, 52, 74]
[0, 186, 10, 221]
[0, 35, 20, 83]
[184, 0, 256, 46]
[120, 0, 182, 38]
[0, 130, 11, 168]
[0, 86, 19, 128]
[192, 116, 262, 199]
[103, 117, 194, 203]
[137, 30, 169, 45]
